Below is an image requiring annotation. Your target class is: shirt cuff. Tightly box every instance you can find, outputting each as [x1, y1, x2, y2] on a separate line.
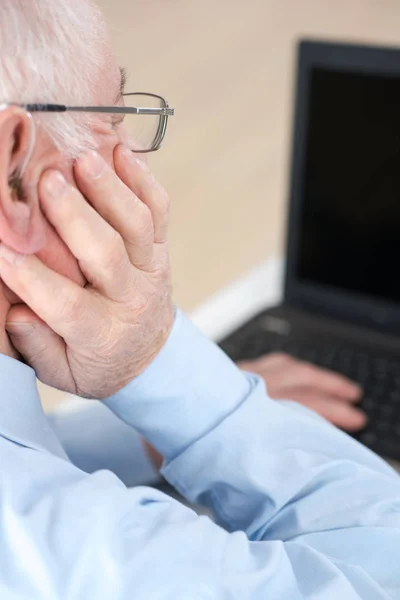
[104, 308, 253, 460]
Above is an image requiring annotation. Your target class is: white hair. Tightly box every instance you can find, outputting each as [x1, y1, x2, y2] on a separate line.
[0, 0, 109, 157]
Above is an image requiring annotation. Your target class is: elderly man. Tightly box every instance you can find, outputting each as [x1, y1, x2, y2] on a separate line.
[0, 1, 398, 598]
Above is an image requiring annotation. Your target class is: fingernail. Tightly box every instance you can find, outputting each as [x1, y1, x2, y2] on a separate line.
[5, 322, 35, 333]
[122, 146, 150, 171]
[121, 146, 149, 170]
[82, 151, 106, 179]
[0, 243, 26, 266]
[45, 172, 68, 199]
[121, 145, 135, 161]
[135, 156, 150, 171]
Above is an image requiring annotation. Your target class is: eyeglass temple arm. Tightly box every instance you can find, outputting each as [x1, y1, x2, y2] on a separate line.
[23, 104, 174, 116]
[23, 104, 68, 112]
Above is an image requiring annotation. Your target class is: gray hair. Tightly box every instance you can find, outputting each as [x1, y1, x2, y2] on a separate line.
[0, 0, 108, 157]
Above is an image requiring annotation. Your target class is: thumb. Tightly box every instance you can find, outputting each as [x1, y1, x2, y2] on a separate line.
[5, 305, 72, 389]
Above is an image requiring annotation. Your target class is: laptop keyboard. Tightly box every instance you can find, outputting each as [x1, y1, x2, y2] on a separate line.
[220, 326, 400, 460]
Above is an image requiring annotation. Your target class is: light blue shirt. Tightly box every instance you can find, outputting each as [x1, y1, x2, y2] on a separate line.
[1, 309, 400, 599]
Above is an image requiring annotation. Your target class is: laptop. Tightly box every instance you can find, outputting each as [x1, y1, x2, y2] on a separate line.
[219, 39, 400, 461]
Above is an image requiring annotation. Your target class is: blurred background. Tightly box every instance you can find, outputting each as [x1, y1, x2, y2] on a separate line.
[40, 0, 400, 409]
[99, 0, 400, 311]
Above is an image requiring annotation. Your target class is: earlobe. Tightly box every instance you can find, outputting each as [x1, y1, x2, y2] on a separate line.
[0, 106, 46, 254]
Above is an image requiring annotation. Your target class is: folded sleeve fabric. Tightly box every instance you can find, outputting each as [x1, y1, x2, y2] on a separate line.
[48, 403, 160, 487]
[0, 308, 399, 599]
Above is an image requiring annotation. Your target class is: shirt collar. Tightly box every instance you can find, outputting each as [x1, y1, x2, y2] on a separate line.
[0, 353, 67, 459]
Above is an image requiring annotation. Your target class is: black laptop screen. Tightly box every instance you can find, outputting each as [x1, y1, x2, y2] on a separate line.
[297, 67, 400, 304]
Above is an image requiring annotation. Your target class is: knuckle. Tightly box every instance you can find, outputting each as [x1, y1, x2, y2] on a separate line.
[130, 205, 154, 241]
[59, 290, 84, 323]
[157, 185, 170, 212]
[298, 364, 317, 383]
[302, 361, 317, 373]
[108, 229, 125, 253]
[89, 230, 126, 276]
[154, 248, 170, 270]
[271, 352, 291, 362]
[140, 203, 154, 230]
[104, 231, 126, 267]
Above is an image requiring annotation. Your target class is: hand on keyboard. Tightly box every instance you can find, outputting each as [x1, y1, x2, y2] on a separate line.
[237, 353, 366, 432]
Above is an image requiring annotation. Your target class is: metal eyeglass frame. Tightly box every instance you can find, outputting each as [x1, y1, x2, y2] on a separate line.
[16, 92, 175, 153]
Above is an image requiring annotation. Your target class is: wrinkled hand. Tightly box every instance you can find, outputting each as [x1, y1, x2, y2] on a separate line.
[1, 146, 174, 399]
[238, 353, 366, 431]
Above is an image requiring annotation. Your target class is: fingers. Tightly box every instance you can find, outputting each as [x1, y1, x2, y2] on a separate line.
[239, 353, 290, 370]
[286, 361, 362, 401]
[42, 147, 167, 292]
[285, 392, 367, 432]
[39, 169, 135, 301]
[239, 353, 366, 430]
[5, 305, 74, 390]
[0, 245, 93, 341]
[74, 149, 156, 270]
[239, 352, 362, 401]
[237, 351, 366, 430]
[114, 145, 170, 245]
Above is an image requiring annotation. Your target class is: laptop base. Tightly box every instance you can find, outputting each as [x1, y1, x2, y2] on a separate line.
[219, 306, 400, 461]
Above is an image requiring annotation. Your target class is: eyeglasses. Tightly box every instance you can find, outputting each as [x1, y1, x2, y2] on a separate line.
[17, 92, 175, 153]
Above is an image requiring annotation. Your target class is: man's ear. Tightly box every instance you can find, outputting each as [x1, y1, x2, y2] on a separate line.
[0, 105, 46, 254]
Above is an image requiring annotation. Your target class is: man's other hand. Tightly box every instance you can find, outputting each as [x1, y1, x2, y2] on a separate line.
[1, 146, 174, 399]
[237, 353, 366, 432]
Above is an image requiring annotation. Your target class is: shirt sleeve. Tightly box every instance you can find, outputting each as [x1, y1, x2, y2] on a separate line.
[2, 309, 400, 599]
[103, 309, 400, 597]
[48, 403, 160, 487]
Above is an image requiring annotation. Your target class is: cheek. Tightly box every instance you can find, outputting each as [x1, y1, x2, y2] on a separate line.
[36, 219, 86, 287]
[93, 126, 124, 169]
[4, 221, 86, 307]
